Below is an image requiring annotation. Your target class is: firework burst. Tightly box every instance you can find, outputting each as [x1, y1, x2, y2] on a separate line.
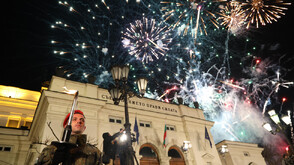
[48, 0, 294, 147]
[50, 0, 150, 86]
[241, 0, 291, 28]
[122, 17, 173, 64]
[160, 0, 222, 41]
[218, 1, 246, 34]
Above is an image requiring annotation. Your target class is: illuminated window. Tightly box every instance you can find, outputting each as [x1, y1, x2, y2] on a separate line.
[6, 116, 21, 128]
[23, 121, 32, 129]
[41, 86, 48, 92]
[23, 117, 33, 129]
[8, 120, 19, 128]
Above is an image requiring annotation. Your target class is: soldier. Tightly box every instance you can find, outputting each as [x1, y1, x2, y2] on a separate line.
[102, 129, 124, 165]
[36, 110, 102, 165]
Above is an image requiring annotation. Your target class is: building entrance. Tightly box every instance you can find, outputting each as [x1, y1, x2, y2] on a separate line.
[168, 146, 185, 165]
[139, 143, 160, 165]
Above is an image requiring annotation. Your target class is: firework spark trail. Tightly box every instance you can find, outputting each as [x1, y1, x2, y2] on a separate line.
[50, 0, 294, 146]
[232, 97, 238, 117]
[159, 86, 178, 99]
[194, 5, 201, 42]
[169, 53, 293, 142]
[217, 1, 246, 34]
[170, 62, 229, 119]
[160, 0, 221, 39]
[122, 17, 173, 64]
[220, 80, 245, 90]
[51, 0, 155, 87]
[241, 0, 291, 28]
[218, 2, 246, 75]
[223, 31, 231, 75]
[261, 70, 294, 115]
[52, 1, 114, 81]
[222, 122, 241, 141]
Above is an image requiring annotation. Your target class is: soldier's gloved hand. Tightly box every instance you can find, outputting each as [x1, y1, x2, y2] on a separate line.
[51, 145, 67, 164]
[36, 145, 58, 165]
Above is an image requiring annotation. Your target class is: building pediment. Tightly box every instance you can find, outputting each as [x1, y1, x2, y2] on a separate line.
[202, 153, 215, 160]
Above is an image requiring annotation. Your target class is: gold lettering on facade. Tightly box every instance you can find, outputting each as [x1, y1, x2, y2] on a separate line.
[101, 94, 177, 113]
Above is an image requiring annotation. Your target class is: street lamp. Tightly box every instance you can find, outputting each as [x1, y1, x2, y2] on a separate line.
[263, 109, 294, 155]
[282, 110, 292, 125]
[111, 65, 123, 81]
[182, 141, 192, 153]
[268, 109, 281, 125]
[108, 65, 148, 165]
[108, 87, 121, 105]
[262, 122, 275, 134]
[120, 131, 128, 142]
[219, 145, 228, 154]
[265, 109, 292, 132]
[218, 145, 229, 165]
[136, 78, 148, 96]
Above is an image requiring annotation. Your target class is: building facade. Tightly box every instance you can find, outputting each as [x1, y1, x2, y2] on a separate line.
[0, 76, 266, 165]
[0, 85, 40, 164]
[216, 140, 266, 165]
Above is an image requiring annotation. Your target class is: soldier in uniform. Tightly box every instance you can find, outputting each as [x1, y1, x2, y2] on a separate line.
[36, 110, 102, 165]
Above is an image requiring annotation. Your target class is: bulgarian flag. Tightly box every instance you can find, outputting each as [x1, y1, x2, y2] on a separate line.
[163, 124, 167, 147]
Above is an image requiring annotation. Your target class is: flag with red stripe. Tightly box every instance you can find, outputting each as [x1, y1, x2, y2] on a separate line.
[163, 124, 167, 147]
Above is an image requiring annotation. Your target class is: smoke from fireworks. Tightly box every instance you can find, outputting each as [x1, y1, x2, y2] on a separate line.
[50, 0, 294, 157]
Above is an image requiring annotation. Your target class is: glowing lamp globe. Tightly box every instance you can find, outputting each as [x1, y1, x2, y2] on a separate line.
[111, 65, 122, 81]
[262, 122, 272, 132]
[220, 145, 228, 153]
[270, 114, 281, 125]
[108, 87, 121, 105]
[281, 115, 291, 125]
[182, 141, 192, 152]
[121, 65, 130, 81]
[268, 109, 276, 117]
[136, 78, 148, 96]
[120, 131, 127, 142]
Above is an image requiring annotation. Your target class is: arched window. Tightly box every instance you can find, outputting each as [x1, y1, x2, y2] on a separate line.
[168, 146, 185, 165]
[140, 146, 158, 157]
[139, 143, 160, 165]
[168, 149, 181, 158]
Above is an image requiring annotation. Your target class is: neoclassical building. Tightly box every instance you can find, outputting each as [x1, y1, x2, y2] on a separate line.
[0, 76, 266, 165]
[216, 140, 266, 165]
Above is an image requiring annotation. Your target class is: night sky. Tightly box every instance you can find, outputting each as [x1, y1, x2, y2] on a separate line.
[3, 0, 294, 110]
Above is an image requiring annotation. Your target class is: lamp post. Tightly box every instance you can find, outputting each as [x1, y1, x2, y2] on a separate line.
[263, 109, 294, 154]
[108, 65, 148, 165]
